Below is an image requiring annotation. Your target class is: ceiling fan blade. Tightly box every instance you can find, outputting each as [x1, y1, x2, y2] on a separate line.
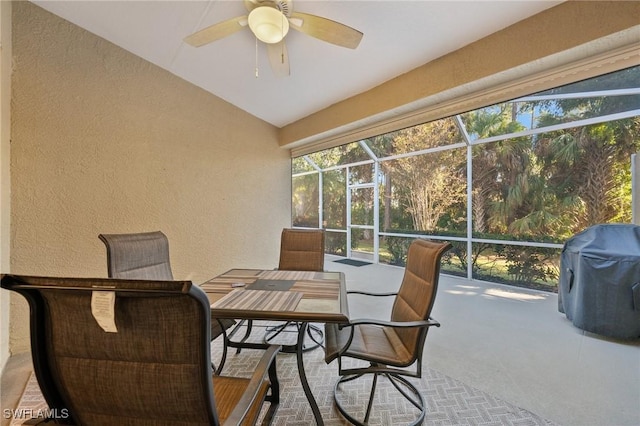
[289, 12, 362, 49]
[267, 41, 290, 77]
[184, 16, 248, 47]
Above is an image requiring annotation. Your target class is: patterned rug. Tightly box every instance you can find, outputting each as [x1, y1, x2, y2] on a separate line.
[10, 325, 556, 425]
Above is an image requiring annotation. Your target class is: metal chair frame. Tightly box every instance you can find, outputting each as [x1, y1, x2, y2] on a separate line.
[325, 239, 452, 425]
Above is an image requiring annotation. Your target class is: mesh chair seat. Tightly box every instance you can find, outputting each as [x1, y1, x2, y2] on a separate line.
[213, 376, 271, 424]
[325, 322, 413, 367]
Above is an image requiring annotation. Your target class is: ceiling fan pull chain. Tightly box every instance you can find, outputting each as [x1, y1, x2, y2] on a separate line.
[255, 36, 259, 78]
[281, 12, 285, 64]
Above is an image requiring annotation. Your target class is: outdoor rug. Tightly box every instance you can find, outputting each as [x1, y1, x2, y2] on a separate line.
[10, 326, 556, 425]
[333, 258, 372, 267]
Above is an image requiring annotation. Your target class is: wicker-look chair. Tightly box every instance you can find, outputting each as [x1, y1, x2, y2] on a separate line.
[98, 231, 235, 373]
[1, 275, 280, 426]
[324, 239, 452, 425]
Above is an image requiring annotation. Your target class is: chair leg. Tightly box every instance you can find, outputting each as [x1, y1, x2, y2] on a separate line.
[364, 373, 378, 424]
[306, 324, 324, 348]
[386, 374, 424, 412]
[262, 358, 280, 425]
[235, 319, 253, 354]
[263, 322, 324, 353]
[264, 322, 291, 340]
[333, 372, 426, 426]
[213, 328, 229, 375]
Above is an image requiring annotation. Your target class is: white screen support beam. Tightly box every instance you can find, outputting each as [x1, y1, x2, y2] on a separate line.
[633, 153, 639, 225]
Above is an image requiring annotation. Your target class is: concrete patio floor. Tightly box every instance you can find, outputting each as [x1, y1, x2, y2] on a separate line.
[326, 255, 640, 426]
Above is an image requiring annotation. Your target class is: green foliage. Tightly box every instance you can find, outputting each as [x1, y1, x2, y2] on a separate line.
[384, 236, 411, 265]
[292, 174, 319, 227]
[382, 230, 562, 291]
[322, 169, 346, 228]
[325, 232, 346, 256]
[501, 245, 560, 286]
[350, 228, 364, 249]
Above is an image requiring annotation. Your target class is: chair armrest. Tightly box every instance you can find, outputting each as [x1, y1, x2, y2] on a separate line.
[223, 344, 281, 426]
[348, 317, 440, 328]
[347, 290, 398, 297]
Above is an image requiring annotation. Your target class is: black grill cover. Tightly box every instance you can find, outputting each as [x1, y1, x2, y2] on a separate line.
[558, 224, 640, 339]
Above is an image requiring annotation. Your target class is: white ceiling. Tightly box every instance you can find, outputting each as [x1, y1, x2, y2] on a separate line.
[32, 0, 562, 127]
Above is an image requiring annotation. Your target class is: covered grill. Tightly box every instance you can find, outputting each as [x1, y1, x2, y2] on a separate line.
[558, 224, 640, 339]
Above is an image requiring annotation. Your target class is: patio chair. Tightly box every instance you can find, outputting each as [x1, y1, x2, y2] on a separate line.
[98, 231, 235, 373]
[0, 274, 280, 425]
[324, 239, 452, 425]
[234, 228, 325, 353]
[277, 228, 325, 272]
[98, 231, 174, 280]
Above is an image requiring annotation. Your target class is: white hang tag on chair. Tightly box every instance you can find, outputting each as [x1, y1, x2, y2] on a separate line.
[91, 291, 118, 333]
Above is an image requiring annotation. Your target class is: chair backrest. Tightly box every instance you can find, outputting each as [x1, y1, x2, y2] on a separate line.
[278, 228, 325, 272]
[391, 239, 452, 357]
[98, 231, 173, 280]
[1, 275, 219, 426]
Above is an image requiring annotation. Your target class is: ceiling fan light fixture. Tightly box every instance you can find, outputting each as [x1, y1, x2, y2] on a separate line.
[248, 6, 289, 44]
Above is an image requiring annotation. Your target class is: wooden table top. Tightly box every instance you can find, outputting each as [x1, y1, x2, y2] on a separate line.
[201, 269, 349, 323]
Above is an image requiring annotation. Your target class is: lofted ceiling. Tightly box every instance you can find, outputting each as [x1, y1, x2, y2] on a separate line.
[32, 0, 563, 128]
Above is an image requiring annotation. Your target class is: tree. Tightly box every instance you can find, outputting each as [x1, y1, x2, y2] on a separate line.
[386, 119, 466, 231]
[534, 96, 639, 233]
[463, 105, 533, 234]
[292, 173, 320, 227]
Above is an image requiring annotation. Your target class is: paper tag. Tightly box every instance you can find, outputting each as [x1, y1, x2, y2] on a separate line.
[91, 291, 118, 333]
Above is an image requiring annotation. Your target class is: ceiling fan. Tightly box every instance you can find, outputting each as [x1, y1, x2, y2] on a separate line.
[184, 0, 363, 77]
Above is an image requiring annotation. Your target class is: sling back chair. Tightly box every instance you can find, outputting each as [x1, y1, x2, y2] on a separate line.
[324, 239, 452, 425]
[1, 274, 281, 426]
[232, 228, 325, 354]
[99, 231, 235, 373]
[277, 228, 326, 272]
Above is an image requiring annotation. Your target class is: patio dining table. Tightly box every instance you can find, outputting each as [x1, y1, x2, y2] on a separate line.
[201, 268, 349, 425]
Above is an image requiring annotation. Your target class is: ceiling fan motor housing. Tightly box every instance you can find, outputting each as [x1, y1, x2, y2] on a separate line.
[245, 0, 292, 17]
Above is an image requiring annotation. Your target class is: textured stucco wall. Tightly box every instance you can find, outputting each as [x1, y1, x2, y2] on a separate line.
[8, 2, 291, 354]
[0, 1, 12, 371]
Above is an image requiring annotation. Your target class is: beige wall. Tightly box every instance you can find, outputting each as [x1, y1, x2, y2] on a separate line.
[0, 1, 12, 371]
[6, 2, 291, 354]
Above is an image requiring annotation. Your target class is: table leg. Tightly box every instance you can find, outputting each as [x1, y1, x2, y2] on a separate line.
[297, 322, 324, 425]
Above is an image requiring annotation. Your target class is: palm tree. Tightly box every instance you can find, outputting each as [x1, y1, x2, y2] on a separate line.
[534, 114, 639, 232]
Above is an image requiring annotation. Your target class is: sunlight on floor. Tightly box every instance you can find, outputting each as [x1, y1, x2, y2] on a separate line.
[445, 283, 482, 296]
[444, 282, 549, 301]
[483, 287, 548, 301]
